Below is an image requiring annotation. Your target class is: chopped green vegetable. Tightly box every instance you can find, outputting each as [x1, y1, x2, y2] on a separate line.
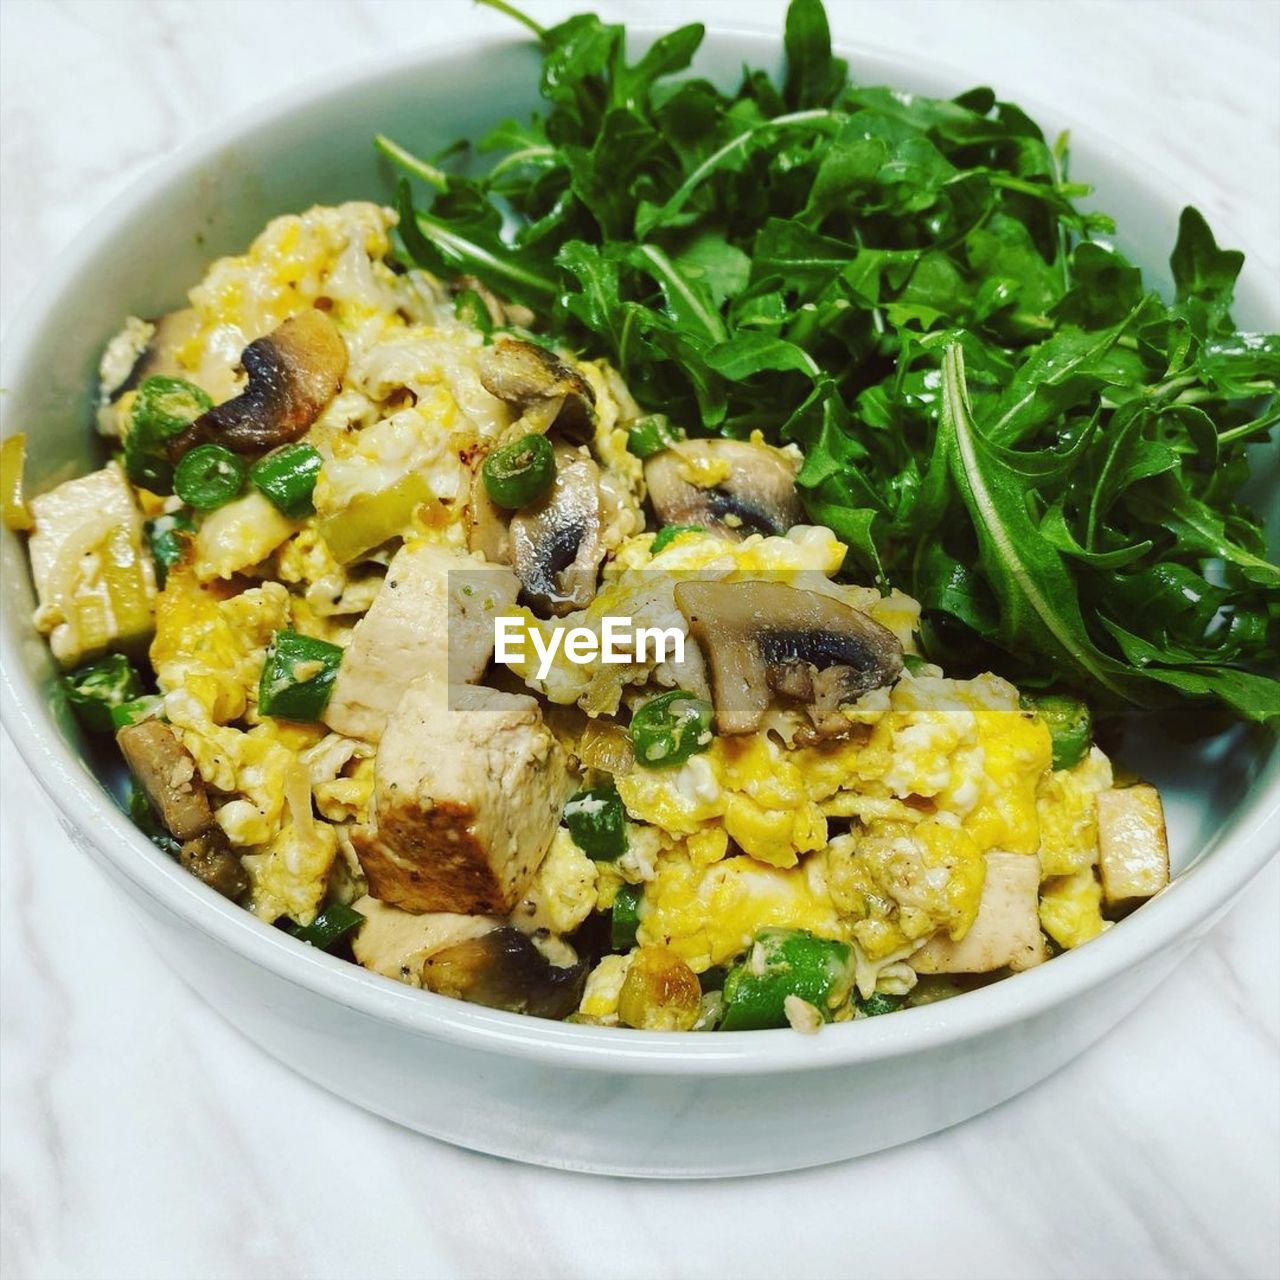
[250, 443, 323, 518]
[563, 785, 628, 861]
[630, 689, 713, 768]
[482, 432, 556, 508]
[1, 433, 33, 531]
[286, 902, 365, 951]
[625, 414, 683, 458]
[384, 0, 1280, 727]
[144, 510, 194, 587]
[902, 653, 929, 676]
[258, 630, 344, 721]
[720, 928, 853, 1031]
[174, 443, 246, 511]
[610, 883, 642, 951]
[858, 991, 904, 1017]
[1027, 692, 1093, 770]
[454, 287, 494, 336]
[124, 376, 211, 494]
[110, 695, 165, 730]
[63, 653, 143, 733]
[127, 787, 179, 855]
[318, 471, 432, 564]
[650, 524, 704, 553]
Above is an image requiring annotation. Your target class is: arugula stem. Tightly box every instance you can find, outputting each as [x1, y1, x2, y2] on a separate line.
[1216, 411, 1280, 446]
[415, 211, 557, 297]
[1048, 132, 1072, 289]
[475, 0, 547, 40]
[487, 145, 558, 179]
[374, 134, 448, 190]
[1146, 372, 1198, 402]
[634, 243, 728, 343]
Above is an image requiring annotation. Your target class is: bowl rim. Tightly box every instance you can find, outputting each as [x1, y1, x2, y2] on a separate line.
[3, 19, 1278, 1077]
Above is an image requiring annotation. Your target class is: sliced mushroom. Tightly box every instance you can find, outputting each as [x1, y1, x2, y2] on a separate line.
[674, 580, 903, 739]
[177, 309, 348, 456]
[117, 719, 213, 842]
[509, 443, 604, 616]
[478, 337, 595, 441]
[421, 926, 588, 1020]
[178, 829, 249, 901]
[466, 466, 512, 565]
[644, 439, 804, 538]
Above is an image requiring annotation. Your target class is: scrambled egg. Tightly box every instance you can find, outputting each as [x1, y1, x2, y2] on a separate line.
[136, 202, 643, 927]
[639, 850, 843, 972]
[612, 669, 1055, 966]
[90, 198, 1128, 1001]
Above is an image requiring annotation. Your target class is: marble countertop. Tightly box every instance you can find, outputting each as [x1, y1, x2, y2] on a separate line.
[1, 2, 1277, 1277]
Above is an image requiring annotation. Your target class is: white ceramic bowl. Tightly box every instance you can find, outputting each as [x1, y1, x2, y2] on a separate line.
[2, 27, 1277, 1179]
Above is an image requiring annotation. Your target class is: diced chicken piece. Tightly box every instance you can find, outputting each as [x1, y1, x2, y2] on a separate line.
[193, 489, 297, 582]
[913, 851, 1046, 974]
[117, 719, 213, 842]
[352, 679, 568, 914]
[28, 462, 156, 667]
[349, 894, 499, 987]
[324, 543, 518, 743]
[1097, 784, 1169, 906]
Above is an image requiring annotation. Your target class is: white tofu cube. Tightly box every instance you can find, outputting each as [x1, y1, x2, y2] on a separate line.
[913, 851, 1046, 974]
[28, 462, 155, 667]
[1097, 785, 1169, 906]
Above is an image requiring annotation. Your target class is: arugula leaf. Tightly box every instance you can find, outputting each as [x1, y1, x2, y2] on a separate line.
[783, 0, 848, 109]
[382, 0, 1279, 728]
[1171, 205, 1244, 316]
[941, 344, 1133, 700]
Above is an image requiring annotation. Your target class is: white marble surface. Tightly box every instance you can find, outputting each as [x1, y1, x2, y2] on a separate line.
[2, 1, 1278, 1277]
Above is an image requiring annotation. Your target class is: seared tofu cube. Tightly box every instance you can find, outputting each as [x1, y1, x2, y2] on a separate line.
[28, 462, 155, 667]
[352, 679, 567, 915]
[913, 851, 1046, 974]
[1097, 784, 1169, 906]
[349, 894, 499, 987]
[325, 542, 519, 743]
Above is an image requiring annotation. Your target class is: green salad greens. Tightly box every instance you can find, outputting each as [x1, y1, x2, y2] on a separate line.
[382, 0, 1279, 724]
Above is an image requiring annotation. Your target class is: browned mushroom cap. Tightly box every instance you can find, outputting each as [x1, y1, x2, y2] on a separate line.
[421, 926, 588, 1020]
[644, 439, 804, 539]
[509, 444, 604, 616]
[478, 337, 596, 441]
[674, 581, 903, 739]
[179, 829, 249, 901]
[179, 309, 348, 455]
[116, 719, 214, 842]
